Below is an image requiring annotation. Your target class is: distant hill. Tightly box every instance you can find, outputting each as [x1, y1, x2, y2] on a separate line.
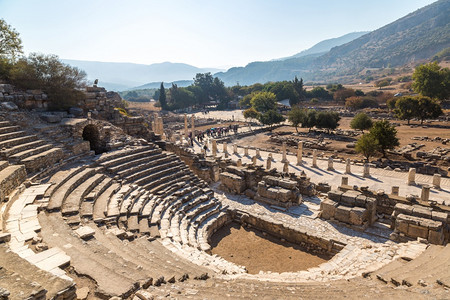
[216, 0, 450, 85]
[274, 31, 369, 61]
[61, 59, 223, 91]
[132, 80, 194, 90]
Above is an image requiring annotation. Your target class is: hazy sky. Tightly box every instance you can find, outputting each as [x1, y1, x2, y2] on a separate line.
[0, 0, 437, 69]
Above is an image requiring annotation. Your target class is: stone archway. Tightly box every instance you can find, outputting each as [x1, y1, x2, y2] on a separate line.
[82, 124, 104, 154]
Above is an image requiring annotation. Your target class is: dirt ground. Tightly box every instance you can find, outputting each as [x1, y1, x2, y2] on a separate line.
[234, 117, 450, 165]
[210, 222, 331, 274]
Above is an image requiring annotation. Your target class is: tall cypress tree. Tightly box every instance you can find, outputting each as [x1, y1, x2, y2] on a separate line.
[159, 82, 168, 110]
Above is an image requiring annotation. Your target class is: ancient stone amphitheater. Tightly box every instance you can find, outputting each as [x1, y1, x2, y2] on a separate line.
[0, 110, 449, 300]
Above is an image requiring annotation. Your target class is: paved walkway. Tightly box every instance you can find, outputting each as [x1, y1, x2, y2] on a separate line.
[187, 140, 450, 204]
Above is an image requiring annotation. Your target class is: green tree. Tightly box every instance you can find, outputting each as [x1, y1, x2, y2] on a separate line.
[416, 96, 443, 124]
[333, 88, 355, 104]
[0, 19, 23, 60]
[393, 96, 418, 125]
[368, 120, 399, 157]
[315, 111, 340, 133]
[158, 82, 168, 110]
[301, 109, 317, 131]
[350, 113, 373, 132]
[356, 133, 379, 160]
[287, 107, 306, 132]
[412, 62, 450, 100]
[258, 109, 285, 130]
[243, 107, 260, 131]
[10, 53, 86, 110]
[386, 98, 397, 110]
[250, 91, 277, 113]
[375, 79, 391, 90]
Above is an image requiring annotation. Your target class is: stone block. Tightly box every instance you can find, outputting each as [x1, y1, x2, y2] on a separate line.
[412, 206, 432, 219]
[263, 176, 297, 190]
[219, 172, 246, 193]
[341, 190, 360, 207]
[349, 207, 368, 225]
[394, 203, 413, 217]
[395, 219, 409, 234]
[407, 224, 428, 239]
[419, 218, 442, 231]
[335, 205, 352, 223]
[320, 199, 338, 219]
[328, 190, 343, 202]
[354, 194, 367, 208]
[40, 114, 62, 123]
[74, 226, 95, 239]
[428, 229, 444, 245]
[431, 211, 448, 223]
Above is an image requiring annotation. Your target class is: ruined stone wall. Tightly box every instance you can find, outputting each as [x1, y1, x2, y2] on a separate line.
[166, 143, 219, 183]
[391, 203, 449, 245]
[321, 189, 377, 230]
[0, 84, 48, 110]
[230, 209, 343, 255]
[0, 165, 26, 202]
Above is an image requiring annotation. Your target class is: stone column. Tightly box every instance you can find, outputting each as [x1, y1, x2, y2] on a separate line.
[283, 161, 289, 173]
[256, 149, 261, 158]
[312, 149, 318, 167]
[345, 158, 351, 174]
[433, 174, 441, 189]
[341, 176, 348, 186]
[237, 159, 242, 167]
[391, 186, 399, 196]
[252, 156, 257, 166]
[184, 114, 188, 138]
[223, 142, 228, 154]
[297, 141, 303, 165]
[212, 139, 217, 157]
[244, 147, 249, 156]
[268, 153, 273, 161]
[233, 143, 238, 154]
[363, 162, 370, 178]
[407, 168, 416, 185]
[327, 157, 334, 171]
[225, 151, 229, 158]
[282, 142, 287, 162]
[421, 185, 431, 201]
[191, 115, 195, 136]
[266, 157, 272, 169]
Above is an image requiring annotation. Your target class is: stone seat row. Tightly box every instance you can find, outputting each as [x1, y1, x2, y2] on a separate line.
[0, 120, 64, 173]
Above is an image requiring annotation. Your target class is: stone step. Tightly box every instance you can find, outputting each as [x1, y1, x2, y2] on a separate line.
[111, 152, 166, 175]
[38, 213, 143, 298]
[95, 145, 154, 164]
[0, 244, 75, 299]
[0, 160, 9, 172]
[140, 167, 187, 191]
[9, 144, 53, 161]
[107, 184, 137, 218]
[61, 173, 106, 215]
[0, 130, 26, 142]
[85, 176, 113, 202]
[390, 245, 450, 286]
[0, 139, 46, 157]
[0, 134, 37, 149]
[128, 160, 182, 183]
[47, 167, 96, 211]
[21, 147, 65, 173]
[0, 125, 20, 134]
[149, 172, 192, 195]
[93, 183, 121, 222]
[44, 166, 87, 198]
[129, 191, 150, 215]
[120, 187, 145, 216]
[104, 148, 163, 171]
[116, 155, 171, 178]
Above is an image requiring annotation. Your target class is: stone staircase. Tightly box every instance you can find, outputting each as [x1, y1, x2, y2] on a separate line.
[0, 120, 64, 173]
[372, 244, 450, 288]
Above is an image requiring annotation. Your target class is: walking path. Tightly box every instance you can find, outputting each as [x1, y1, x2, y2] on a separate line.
[188, 140, 450, 204]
